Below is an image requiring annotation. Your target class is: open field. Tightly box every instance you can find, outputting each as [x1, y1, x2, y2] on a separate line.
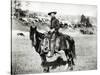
[11, 19, 97, 74]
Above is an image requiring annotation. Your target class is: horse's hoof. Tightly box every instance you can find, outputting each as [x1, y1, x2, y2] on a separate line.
[67, 66, 73, 71]
[69, 66, 73, 71]
[70, 67, 73, 70]
[43, 69, 49, 73]
[64, 64, 68, 70]
[72, 63, 75, 65]
[43, 70, 48, 73]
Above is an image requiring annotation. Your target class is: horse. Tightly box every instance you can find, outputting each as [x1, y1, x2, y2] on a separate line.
[30, 26, 76, 72]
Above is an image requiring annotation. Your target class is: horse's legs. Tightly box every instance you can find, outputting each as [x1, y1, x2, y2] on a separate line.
[40, 54, 50, 72]
[69, 39, 75, 65]
[43, 66, 49, 72]
[69, 38, 76, 59]
[68, 51, 75, 70]
[64, 50, 74, 70]
[65, 37, 76, 70]
[72, 58, 75, 65]
[64, 50, 70, 69]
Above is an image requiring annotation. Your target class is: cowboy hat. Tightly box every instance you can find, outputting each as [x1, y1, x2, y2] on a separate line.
[48, 11, 57, 15]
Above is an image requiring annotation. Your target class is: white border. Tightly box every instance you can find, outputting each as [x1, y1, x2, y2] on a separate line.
[0, 0, 100, 75]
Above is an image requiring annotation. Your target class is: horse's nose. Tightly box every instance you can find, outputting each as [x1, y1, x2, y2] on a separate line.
[45, 47, 48, 50]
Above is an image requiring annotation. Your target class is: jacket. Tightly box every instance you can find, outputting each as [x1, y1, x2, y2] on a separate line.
[50, 17, 59, 30]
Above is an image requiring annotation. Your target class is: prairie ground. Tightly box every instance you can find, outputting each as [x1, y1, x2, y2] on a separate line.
[11, 19, 97, 74]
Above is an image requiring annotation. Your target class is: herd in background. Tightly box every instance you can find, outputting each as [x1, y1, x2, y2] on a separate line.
[13, 8, 96, 35]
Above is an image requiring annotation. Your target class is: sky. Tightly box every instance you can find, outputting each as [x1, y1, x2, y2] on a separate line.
[18, 1, 97, 17]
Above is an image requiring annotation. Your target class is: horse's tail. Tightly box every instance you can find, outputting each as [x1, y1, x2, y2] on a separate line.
[66, 36, 76, 59]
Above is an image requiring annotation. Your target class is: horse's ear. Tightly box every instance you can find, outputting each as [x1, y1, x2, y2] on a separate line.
[32, 26, 37, 30]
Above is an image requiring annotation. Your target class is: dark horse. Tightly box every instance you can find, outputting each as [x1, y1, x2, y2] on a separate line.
[30, 26, 76, 72]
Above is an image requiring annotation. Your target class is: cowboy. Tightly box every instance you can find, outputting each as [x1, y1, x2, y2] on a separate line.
[48, 11, 60, 57]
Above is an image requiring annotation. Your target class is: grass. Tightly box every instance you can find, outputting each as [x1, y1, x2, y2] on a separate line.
[11, 19, 97, 74]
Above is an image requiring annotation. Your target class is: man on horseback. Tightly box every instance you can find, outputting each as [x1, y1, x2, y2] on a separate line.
[29, 12, 76, 72]
[47, 11, 76, 58]
[48, 11, 60, 57]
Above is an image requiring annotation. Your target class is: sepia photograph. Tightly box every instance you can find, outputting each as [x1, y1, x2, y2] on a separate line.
[11, 0, 97, 74]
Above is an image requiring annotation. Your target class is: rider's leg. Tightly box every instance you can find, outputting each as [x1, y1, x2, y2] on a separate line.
[48, 32, 55, 57]
[54, 37, 60, 53]
[54, 30, 60, 53]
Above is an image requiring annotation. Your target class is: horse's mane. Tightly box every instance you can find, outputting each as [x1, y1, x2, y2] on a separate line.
[36, 29, 45, 39]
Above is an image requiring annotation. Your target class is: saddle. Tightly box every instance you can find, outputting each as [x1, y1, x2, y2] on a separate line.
[40, 30, 70, 57]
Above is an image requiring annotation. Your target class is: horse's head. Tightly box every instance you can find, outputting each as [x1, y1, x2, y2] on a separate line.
[40, 37, 50, 54]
